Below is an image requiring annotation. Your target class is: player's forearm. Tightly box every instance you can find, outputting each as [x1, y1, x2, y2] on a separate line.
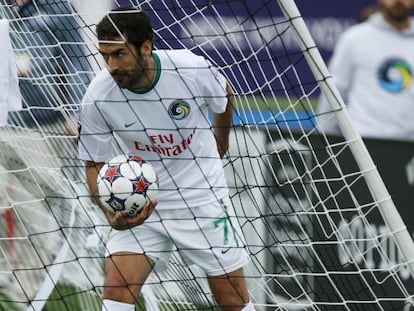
[85, 160, 105, 204]
[213, 105, 232, 156]
[213, 84, 234, 158]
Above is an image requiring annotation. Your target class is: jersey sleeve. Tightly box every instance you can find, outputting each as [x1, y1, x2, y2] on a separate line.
[195, 57, 228, 113]
[78, 88, 112, 162]
[316, 28, 356, 134]
[327, 30, 356, 102]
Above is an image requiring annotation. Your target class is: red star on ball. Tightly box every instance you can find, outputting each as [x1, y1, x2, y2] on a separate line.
[106, 166, 121, 182]
[133, 176, 149, 194]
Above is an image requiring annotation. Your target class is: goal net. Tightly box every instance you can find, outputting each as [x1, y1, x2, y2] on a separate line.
[1, 0, 413, 310]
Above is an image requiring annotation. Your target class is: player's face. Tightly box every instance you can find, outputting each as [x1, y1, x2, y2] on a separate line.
[379, 0, 414, 22]
[99, 37, 153, 89]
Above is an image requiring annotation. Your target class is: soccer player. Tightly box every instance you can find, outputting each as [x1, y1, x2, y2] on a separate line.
[78, 7, 255, 311]
[317, 0, 414, 140]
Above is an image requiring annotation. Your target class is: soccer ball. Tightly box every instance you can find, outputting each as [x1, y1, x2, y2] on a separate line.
[97, 154, 158, 216]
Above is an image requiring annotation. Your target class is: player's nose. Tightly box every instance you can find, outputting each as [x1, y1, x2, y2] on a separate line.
[106, 56, 120, 72]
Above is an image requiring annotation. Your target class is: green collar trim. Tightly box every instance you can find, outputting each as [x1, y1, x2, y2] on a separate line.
[128, 52, 161, 94]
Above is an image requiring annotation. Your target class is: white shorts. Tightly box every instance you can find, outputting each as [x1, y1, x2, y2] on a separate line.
[105, 197, 250, 276]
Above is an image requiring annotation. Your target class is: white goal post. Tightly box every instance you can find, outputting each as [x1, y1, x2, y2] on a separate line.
[279, 0, 414, 277]
[0, 0, 413, 310]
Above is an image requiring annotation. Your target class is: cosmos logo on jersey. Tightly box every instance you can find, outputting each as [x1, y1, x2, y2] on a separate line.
[378, 58, 412, 93]
[168, 100, 191, 120]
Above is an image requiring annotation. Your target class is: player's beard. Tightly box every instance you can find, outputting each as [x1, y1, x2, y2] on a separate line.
[383, 2, 412, 22]
[111, 56, 148, 89]
[112, 69, 144, 89]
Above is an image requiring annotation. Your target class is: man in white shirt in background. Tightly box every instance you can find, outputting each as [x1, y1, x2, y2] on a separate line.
[317, 0, 414, 141]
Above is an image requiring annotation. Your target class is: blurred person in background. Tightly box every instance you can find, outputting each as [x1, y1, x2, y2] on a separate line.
[317, 0, 414, 141]
[5, 0, 90, 133]
[0, 0, 92, 190]
[0, 0, 92, 180]
[0, 0, 95, 304]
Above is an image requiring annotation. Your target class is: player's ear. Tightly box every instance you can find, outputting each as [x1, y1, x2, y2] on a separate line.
[140, 40, 152, 57]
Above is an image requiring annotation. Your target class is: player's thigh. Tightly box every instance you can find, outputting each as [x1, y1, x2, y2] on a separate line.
[207, 267, 250, 309]
[174, 197, 250, 276]
[104, 252, 154, 293]
[105, 212, 175, 272]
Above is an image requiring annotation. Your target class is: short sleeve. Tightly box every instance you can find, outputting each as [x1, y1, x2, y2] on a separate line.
[195, 58, 228, 113]
[78, 90, 112, 162]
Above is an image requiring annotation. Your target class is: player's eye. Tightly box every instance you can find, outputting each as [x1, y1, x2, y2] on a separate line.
[115, 50, 126, 58]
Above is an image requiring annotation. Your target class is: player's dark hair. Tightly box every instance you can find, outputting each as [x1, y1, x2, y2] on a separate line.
[96, 6, 153, 50]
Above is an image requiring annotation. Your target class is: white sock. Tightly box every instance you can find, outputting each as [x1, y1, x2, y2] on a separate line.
[102, 299, 135, 311]
[241, 301, 255, 311]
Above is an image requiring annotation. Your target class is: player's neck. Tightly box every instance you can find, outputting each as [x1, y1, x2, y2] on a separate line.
[134, 55, 156, 90]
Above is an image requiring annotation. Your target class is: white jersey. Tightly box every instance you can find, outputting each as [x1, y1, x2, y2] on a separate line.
[79, 49, 229, 209]
[317, 12, 414, 141]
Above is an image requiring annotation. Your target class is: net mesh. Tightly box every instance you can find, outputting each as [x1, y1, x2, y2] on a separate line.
[0, 0, 413, 310]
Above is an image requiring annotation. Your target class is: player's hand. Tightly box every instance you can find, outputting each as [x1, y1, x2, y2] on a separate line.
[65, 116, 80, 144]
[105, 200, 158, 230]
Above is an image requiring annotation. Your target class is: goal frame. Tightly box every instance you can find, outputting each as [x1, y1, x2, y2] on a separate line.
[279, 0, 414, 277]
[1, 0, 414, 309]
